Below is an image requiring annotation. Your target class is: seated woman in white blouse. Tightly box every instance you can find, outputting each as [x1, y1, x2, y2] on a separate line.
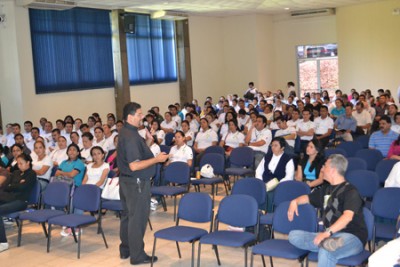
[50, 136, 68, 167]
[193, 118, 218, 164]
[80, 132, 94, 164]
[219, 119, 245, 156]
[181, 120, 194, 147]
[160, 112, 177, 134]
[166, 131, 193, 167]
[255, 137, 295, 212]
[32, 140, 53, 191]
[150, 120, 165, 145]
[82, 146, 109, 189]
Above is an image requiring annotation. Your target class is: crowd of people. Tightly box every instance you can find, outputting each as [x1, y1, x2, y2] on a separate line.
[0, 82, 400, 265]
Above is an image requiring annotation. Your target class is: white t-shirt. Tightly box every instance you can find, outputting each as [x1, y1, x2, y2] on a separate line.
[287, 119, 300, 129]
[150, 144, 161, 157]
[275, 127, 296, 147]
[169, 144, 193, 164]
[50, 148, 68, 166]
[314, 116, 334, 135]
[391, 124, 400, 134]
[154, 130, 165, 145]
[269, 121, 280, 130]
[209, 120, 219, 133]
[222, 131, 245, 148]
[352, 110, 372, 134]
[183, 130, 195, 147]
[238, 115, 250, 129]
[189, 120, 199, 133]
[81, 146, 93, 162]
[384, 161, 400, 188]
[85, 162, 110, 189]
[172, 115, 182, 129]
[296, 120, 315, 141]
[103, 133, 117, 152]
[220, 124, 229, 138]
[161, 120, 177, 133]
[195, 128, 218, 150]
[249, 128, 272, 153]
[32, 155, 53, 180]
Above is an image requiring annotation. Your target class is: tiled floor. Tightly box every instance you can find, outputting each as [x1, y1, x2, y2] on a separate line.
[0, 185, 319, 267]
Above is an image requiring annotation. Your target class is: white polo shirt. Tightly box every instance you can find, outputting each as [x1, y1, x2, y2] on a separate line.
[195, 128, 218, 149]
[296, 120, 315, 141]
[50, 148, 68, 166]
[169, 144, 193, 163]
[222, 131, 245, 148]
[249, 128, 272, 153]
[352, 110, 372, 134]
[161, 120, 177, 133]
[314, 116, 334, 135]
[275, 126, 296, 147]
[287, 119, 300, 128]
[183, 130, 195, 147]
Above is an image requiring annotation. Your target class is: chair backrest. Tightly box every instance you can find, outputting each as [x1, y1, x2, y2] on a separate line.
[337, 141, 363, 158]
[345, 157, 367, 175]
[165, 133, 175, 146]
[73, 184, 101, 212]
[363, 207, 374, 241]
[199, 153, 225, 176]
[159, 145, 171, 154]
[273, 181, 311, 207]
[231, 178, 267, 209]
[272, 201, 317, 234]
[355, 135, 370, 149]
[375, 159, 399, 185]
[325, 148, 348, 158]
[204, 145, 225, 156]
[355, 149, 384, 171]
[346, 170, 380, 198]
[28, 180, 41, 205]
[42, 182, 71, 208]
[371, 188, 400, 220]
[217, 194, 258, 228]
[164, 162, 191, 184]
[178, 192, 213, 223]
[229, 147, 254, 168]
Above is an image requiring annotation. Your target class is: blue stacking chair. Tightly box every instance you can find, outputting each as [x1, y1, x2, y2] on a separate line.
[345, 157, 367, 176]
[324, 148, 348, 158]
[375, 159, 399, 186]
[18, 182, 71, 247]
[151, 193, 213, 267]
[231, 178, 267, 211]
[346, 170, 380, 200]
[151, 162, 191, 221]
[192, 153, 228, 206]
[371, 188, 400, 251]
[165, 132, 175, 146]
[204, 145, 225, 156]
[47, 184, 108, 259]
[306, 207, 374, 267]
[198, 195, 259, 267]
[225, 146, 255, 181]
[337, 141, 362, 158]
[355, 135, 370, 149]
[251, 201, 317, 267]
[355, 149, 383, 171]
[6, 180, 41, 226]
[159, 145, 171, 154]
[260, 181, 311, 228]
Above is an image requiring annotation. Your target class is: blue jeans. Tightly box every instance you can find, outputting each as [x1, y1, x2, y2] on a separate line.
[0, 200, 27, 242]
[288, 230, 364, 267]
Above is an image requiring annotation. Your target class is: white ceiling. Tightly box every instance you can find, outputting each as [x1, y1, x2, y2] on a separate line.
[74, 0, 381, 16]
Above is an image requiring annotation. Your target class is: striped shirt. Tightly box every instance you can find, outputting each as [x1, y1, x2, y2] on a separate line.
[369, 130, 399, 157]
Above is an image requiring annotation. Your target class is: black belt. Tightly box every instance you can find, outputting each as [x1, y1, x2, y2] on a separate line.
[38, 177, 49, 183]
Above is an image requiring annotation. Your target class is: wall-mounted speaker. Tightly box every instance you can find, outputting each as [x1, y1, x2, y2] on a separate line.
[124, 14, 135, 34]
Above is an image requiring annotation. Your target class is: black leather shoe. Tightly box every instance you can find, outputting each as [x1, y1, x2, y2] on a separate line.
[131, 255, 158, 265]
[120, 253, 130, 260]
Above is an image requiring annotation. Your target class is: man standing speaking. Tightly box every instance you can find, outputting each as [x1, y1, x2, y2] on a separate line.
[118, 102, 169, 265]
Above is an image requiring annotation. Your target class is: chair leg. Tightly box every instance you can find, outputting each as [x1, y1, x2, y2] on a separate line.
[197, 243, 201, 267]
[71, 227, 78, 243]
[148, 218, 153, 231]
[261, 255, 266, 267]
[211, 184, 215, 208]
[47, 224, 52, 253]
[17, 220, 23, 247]
[191, 242, 195, 267]
[250, 252, 254, 267]
[223, 181, 229, 196]
[41, 222, 48, 238]
[175, 241, 182, 258]
[98, 222, 108, 248]
[213, 245, 221, 266]
[77, 228, 81, 259]
[244, 247, 248, 267]
[161, 196, 167, 212]
[173, 196, 177, 221]
[151, 238, 157, 267]
[269, 256, 274, 267]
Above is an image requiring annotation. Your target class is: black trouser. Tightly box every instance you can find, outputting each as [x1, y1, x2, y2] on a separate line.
[119, 178, 151, 262]
[316, 135, 330, 148]
[0, 200, 27, 242]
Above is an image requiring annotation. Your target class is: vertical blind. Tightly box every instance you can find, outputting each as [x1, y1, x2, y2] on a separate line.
[29, 9, 177, 94]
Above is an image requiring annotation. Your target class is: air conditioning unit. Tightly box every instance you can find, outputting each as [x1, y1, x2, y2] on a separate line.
[17, 0, 77, 11]
[291, 8, 335, 18]
[150, 10, 188, 21]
